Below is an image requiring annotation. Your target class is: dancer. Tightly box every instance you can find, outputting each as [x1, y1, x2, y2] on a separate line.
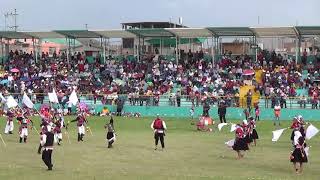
[40, 126, 55, 171]
[17, 114, 33, 143]
[4, 109, 14, 134]
[151, 115, 167, 150]
[232, 123, 249, 159]
[70, 112, 87, 142]
[249, 117, 259, 146]
[290, 130, 308, 175]
[53, 119, 63, 145]
[105, 116, 116, 148]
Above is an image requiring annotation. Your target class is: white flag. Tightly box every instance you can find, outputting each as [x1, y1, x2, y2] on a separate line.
[22, 93, 34, 108]
[304, 147, 310, 157]
[69, 90, 78, 106]
[0, 93, 6, 102]
[272, 128, 287, 142]
[306, 124, 319, 140]
[225, 139, 235, 148]
[6, 96, 18, 108]
[218, 123, 228, 131]
[230, 124, 237, 132]
[48, 89, 59, 103]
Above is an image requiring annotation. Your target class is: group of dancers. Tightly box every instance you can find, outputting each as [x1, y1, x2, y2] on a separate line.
[2, 106, 117, 170]
[232, 116, 259, 159]
[231, 112, 310, 175]
[1, 105, 312, 174]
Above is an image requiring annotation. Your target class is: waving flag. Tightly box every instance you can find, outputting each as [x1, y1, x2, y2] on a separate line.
[225, 139, 235, 148]
[48, 89, 59, 103]
[69, 90, 79, 106]
[6, 96, 18, 108]
[22, 93, 34, 108]
[306, 124, 319, 140]
[218, 123, 228, 131]
[0, 93, 6, 103]
[272, 128, 287, 142]
[230, 124, 237, 132]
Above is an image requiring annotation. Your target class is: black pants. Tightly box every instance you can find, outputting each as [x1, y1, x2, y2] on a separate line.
[154, 132, 165, 148]
[42, 149, 53, 169]
[219, 114, 226, 123]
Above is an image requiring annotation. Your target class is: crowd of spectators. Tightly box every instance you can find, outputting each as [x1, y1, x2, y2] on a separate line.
[0, 47, 320, 109]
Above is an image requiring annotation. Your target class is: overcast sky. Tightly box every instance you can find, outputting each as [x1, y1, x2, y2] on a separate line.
[1, 0, 319, 31]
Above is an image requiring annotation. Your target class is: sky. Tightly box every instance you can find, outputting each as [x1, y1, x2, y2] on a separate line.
[1, 0, 319, 31]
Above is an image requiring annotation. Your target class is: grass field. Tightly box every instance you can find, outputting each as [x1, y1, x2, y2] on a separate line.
[0, 116, 319, 180]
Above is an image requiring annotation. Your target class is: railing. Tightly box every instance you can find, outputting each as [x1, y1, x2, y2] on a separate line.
[2, 93, 319, 109]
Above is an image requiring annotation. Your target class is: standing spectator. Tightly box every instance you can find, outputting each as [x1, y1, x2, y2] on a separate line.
[176, 91, 181, 107]
[274, 103, 281, 126]
[246, 90, 252, 113]
[302, 49, 307, 66]
[218, 100, 227, 123]
[202, 102, 210, 117]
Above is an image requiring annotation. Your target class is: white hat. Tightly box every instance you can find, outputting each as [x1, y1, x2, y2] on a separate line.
[242, 120, 248, 125]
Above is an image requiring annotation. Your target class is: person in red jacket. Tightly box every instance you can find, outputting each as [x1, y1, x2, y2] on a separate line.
[232, 123, 249, 159]
[150, 115, 167, 150]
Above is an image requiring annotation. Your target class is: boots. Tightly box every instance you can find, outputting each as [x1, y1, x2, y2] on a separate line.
[108, 140, 114, 148]
[77, 133, 81, 142]
[19, 137, 23, 143]
[37, 144, 42, 154]
[80, 134, 84, 141]
[24, 137, 27, 143]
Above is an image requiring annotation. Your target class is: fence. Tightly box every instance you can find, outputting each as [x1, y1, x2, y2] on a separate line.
[3, 93, 320, 110]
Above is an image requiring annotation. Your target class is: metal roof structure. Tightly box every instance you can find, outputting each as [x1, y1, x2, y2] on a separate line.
[23, 31, 65, 39]
[127, 28, 174, 37]
[165, 28, 213, 38]
[250, 27, 297, 37]
[295, 26, 320, 36]
[54, 30, 101, 38]
[0, 31, 33, 39]
[207, 27, 254, 36]
[0, 26, 320, 39]
[93, 30, 136, 38]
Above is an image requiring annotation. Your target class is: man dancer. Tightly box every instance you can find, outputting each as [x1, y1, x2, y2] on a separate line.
[40, 127, 54, 170]
[53, 119, 63, 145]
[105, 116, 116, 148]
[150, 115, 167, 150]
[70, 112, 87, 142]
[18, 114, 33, 143]
[4, 109, 14, 134]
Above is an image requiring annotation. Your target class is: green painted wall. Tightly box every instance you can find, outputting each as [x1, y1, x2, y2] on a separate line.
[79, 105, 320, 121]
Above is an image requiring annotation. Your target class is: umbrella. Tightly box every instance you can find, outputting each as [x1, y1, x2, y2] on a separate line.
[40, 104, 51, 112]
[0, 79, 8, 85]
[10, 68, 20, 73]
[242, 69, 255, 76]
[79, 102, 89, 111]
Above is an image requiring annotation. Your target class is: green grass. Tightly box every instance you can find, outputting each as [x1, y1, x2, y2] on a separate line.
[0, 116, 319, 180]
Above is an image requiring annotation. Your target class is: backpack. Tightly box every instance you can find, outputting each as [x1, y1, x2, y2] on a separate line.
[153, 119, 163, 129]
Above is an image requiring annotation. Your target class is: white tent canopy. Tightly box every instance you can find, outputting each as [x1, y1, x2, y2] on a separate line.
[250, 27, 297, 37]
